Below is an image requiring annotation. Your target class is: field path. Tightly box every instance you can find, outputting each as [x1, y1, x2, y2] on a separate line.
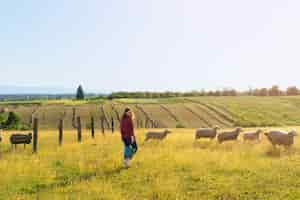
[182, 104, 212, 127]
[160, 104, 180, 122]
[184, 99, 235, 125]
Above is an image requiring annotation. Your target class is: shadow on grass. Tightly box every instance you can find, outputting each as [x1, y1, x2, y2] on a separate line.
[193, 140, 244, 153]
[103, 166, 127, 177]
[193, 140, 215, 149]
[264, 146, 298, 158]
[0, 145, 34, 159]
[265, 148, 281, 158]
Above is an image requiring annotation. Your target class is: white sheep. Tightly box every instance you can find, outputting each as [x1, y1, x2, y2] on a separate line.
[217, 127, 242, 143]
[265, 130, 298, 148]
[195, 126, 219, 140]
[144, 130, 172, 141]
[243, 129, 263, 142]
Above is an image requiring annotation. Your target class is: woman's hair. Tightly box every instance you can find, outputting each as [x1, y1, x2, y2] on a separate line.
[122, 107, 131, 120]
[122, 107, 135, 120]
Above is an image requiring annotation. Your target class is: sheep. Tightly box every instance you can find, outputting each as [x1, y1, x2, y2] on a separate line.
[265, 130, 298, 148]
[243, 129, 263, 142]
[9, 133, 32, 149]
[144, 129, 172, 141]
[217, 127, 242, 143]
[195, 126, 219, 140]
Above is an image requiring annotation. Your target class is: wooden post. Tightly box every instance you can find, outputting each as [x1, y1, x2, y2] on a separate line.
[111, 117, 114, 133]
[0, 128, 2, 158]
[77, 116, 82, 143]
[72, 107, 77, 128]
[136, 119, 139, 129]
[91, 116, 95, 139]
[58, 119, 63, 146]
[33, 118, 38, 153]
[101, 117, 105, 135]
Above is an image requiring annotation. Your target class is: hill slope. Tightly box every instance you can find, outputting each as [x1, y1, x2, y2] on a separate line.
[2, 96, 300, 129]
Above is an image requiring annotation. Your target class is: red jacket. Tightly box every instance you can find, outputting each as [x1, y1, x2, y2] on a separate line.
[120, 116, 134, 139]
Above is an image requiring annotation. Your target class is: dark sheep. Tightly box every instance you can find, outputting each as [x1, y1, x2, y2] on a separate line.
[195, 126, 219, 140]
[217, 128, 242, 143]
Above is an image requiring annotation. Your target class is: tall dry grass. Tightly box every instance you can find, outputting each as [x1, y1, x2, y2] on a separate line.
[0, 128, 300, 199]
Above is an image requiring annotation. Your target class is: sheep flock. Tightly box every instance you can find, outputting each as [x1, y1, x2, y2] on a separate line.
[145, 127, 298, 149]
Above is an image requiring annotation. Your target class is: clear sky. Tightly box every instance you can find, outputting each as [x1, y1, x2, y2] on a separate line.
[1, 0, 300, 93]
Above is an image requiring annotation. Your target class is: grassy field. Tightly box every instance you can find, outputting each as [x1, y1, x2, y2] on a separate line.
[1, 128, 300, 199]
[3, 96, 300, 129]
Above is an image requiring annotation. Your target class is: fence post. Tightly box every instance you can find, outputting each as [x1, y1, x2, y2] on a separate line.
[91, 116, 95, 139]
[101, 117, 105, 135]
[72, 107, 77, 128]
[58, 119, 63, 146]
[111, 117, 114, 133]
[33, 118, 38, 153]
[77, 116, 82, 143]
[0, 128, 2, 158]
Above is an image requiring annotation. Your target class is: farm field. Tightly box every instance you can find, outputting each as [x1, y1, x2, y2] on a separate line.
[2, 96, 300, 129]
[0, 128, 300, 199]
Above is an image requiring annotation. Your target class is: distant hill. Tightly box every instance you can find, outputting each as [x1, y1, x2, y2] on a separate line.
[0, 85, 73, 94]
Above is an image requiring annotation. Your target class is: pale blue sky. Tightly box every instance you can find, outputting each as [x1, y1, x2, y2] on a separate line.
[1, 0, 300, 93]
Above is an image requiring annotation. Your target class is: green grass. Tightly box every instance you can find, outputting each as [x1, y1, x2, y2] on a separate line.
[185, 96, 300, 127]
[1, 128, 300, 199]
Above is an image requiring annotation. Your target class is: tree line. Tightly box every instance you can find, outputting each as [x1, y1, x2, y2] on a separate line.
[109, 85, 300, 99]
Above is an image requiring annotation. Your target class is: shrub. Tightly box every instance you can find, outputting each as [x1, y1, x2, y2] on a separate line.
[176, 123, 185, 128]
[0, 112, 8, 128]
[4, 111, 21, 129]
[19, 123, 32, 131]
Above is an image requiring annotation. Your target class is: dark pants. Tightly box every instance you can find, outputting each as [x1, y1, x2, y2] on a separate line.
[122, 137, 138, 159]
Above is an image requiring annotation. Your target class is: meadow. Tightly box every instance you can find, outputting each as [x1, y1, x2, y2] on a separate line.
[1, 128, 300, 200]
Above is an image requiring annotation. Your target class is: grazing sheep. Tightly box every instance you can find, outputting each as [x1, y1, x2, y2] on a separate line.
[195, 126, 219, 140]
[217, 128, 242, 143]
[144, 130, 172, 141]
[265, 130, 298, 148]
[243, 129, 263, 142]
[10, 133, 32, 149]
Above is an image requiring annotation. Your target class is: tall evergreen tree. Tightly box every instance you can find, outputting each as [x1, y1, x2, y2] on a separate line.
[76, 85, 85, 100]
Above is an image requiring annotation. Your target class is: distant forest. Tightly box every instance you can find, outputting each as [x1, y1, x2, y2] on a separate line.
[1, 85, 300, 101]
[110, 85, 300, 99]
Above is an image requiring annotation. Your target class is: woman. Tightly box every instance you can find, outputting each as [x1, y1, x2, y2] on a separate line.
[120, 107, 138, 168]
